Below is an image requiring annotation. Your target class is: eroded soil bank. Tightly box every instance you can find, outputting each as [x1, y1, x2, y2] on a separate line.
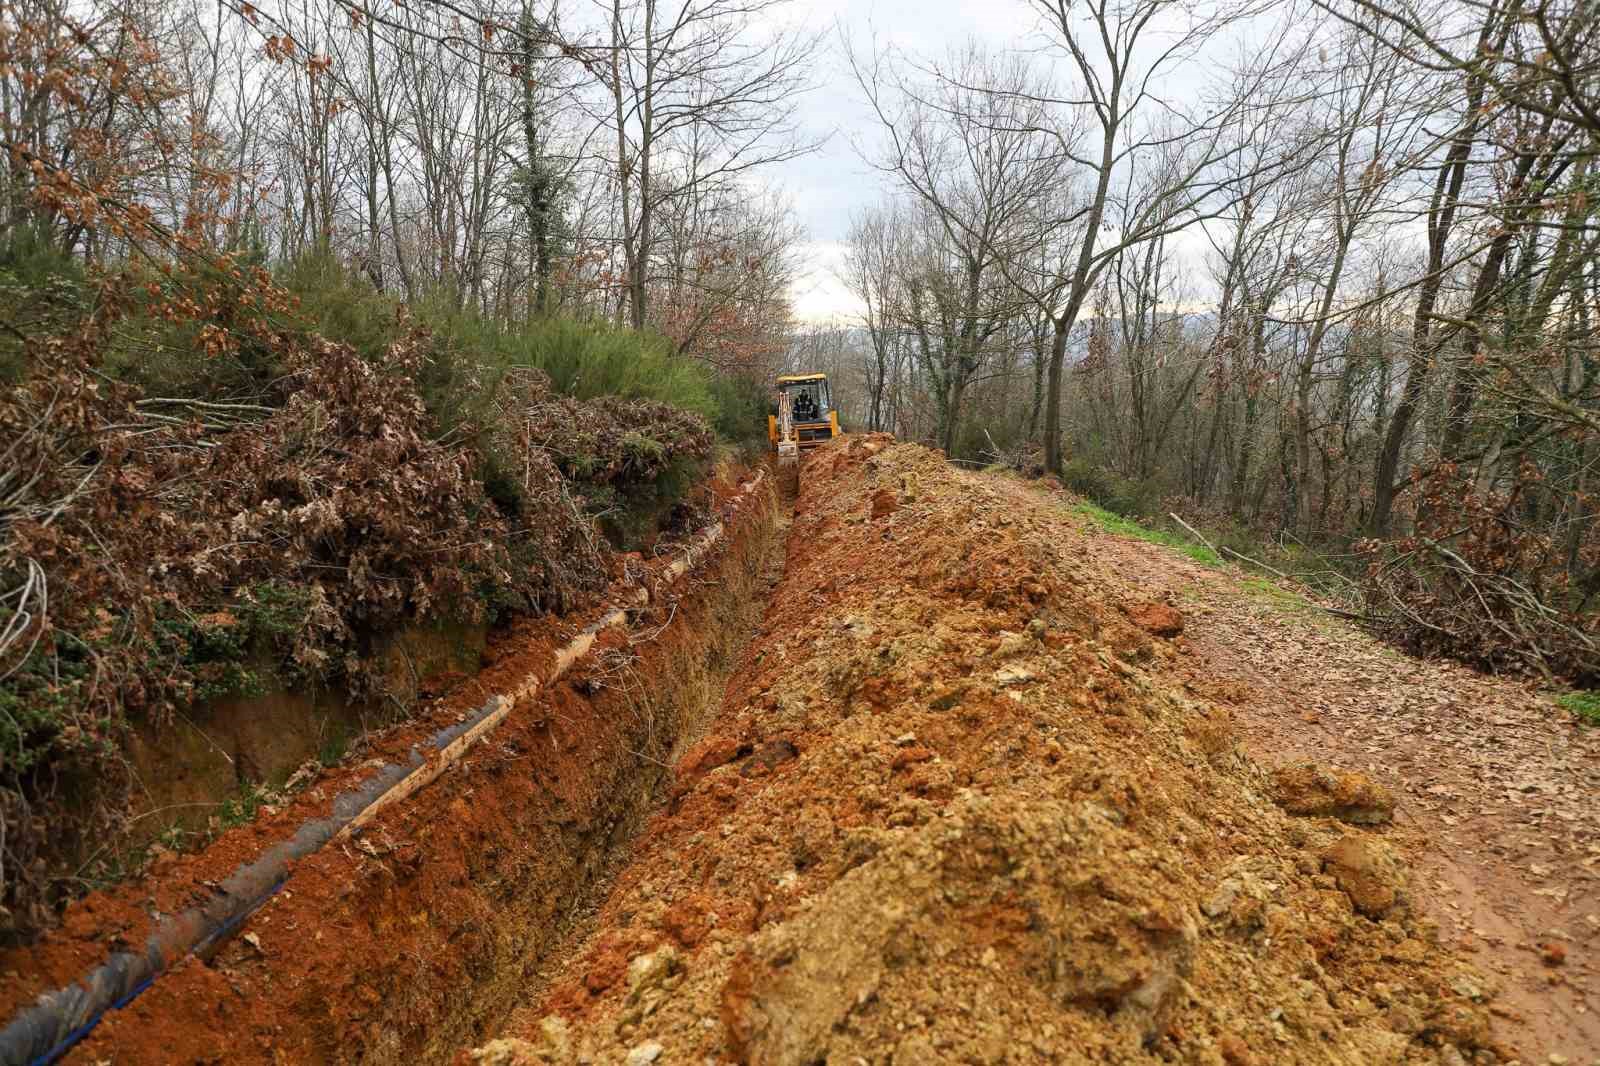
[0, 472, 778, 1065]
[470, 437, 1503, 1066]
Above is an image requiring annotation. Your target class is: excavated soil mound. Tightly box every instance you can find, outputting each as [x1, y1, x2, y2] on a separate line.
[475, 437, 1499, 1066]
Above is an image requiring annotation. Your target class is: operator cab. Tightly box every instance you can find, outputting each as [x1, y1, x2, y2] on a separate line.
[783, 376, 829, 422]
[768, 373, 839, 450]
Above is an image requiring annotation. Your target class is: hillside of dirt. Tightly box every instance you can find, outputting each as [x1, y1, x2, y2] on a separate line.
[471, 437, 1501, 1066]
[1015, 474, 1600, 1064]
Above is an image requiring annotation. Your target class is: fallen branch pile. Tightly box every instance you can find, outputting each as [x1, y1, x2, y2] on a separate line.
[0, 324, 714, 937]
[1361, 463, 1600, 682]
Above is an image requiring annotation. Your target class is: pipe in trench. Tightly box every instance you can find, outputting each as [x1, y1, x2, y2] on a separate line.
[0, 473, 765, 1066]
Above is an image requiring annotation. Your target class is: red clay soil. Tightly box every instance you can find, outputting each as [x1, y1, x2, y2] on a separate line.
[0, 608, 572, 1010]
[989, 472, 1599, 1065]
[467, 438, 1502, 1066]
[0, 467, 776, 1065]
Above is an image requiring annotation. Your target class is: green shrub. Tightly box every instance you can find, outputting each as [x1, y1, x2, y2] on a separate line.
[0, 647, 98, 778]
[216, 781, 272, 830]
[621, 430, 668, 467]
[278, 252, 400, 361]
[0, 225, 89, 381]
[268, 257, 736, 442]
[953, 418, 1033, 465]
[708, 372, 772, 451]
[1215, 522, 1267, 562]
[413, 303, 649, 403]
[1557, 691, 1600, 725]
[147, 582, 315, 703]
[587, 454, 709, 550]
[1060, 458, 1117, 503]
[100, 257, 311, 400]
[496, 317, 718, 419]
[0, 223, 83, 285]
[1060, 459, 1162, 518]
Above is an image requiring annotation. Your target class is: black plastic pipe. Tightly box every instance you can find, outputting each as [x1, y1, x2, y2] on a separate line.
[0, 473, 763, 1066]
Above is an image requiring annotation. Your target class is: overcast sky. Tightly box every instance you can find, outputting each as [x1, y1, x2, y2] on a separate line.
[770, 0, 1312, 326]
[775, 0, 1050, 325]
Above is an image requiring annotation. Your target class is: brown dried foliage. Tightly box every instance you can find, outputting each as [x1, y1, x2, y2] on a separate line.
[528, 391, 715, 490]
[1361, 462, 1600, 683]
[0, 313, 714, 935]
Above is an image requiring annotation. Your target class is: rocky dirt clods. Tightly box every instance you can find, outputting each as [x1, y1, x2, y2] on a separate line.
[474, 437, 1499, 1066]
[1033, 471, 1600, 1061]
[1270, 763, 1397, 825]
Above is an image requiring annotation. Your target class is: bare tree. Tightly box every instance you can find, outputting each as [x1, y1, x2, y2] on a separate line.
[1013, 0, 1308, 475]
[849, 41, 1063, 453]
[841, 204, 910, 433]
[596, 0, 818, 330]
[1274, 17, 1429, 533]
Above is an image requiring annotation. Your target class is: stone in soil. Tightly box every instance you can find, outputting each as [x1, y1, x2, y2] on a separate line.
[625, 1041, 663, 1065]
[1129, 601, 1184, 637]
[1323, 834, 1407, 918]
[1270, 762, 1397, 825]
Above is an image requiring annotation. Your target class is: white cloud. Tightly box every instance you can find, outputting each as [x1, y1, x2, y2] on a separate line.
[789, 240, 862, 324]
[776, 0, 1050, 324]
[772, 0, 1291, 321]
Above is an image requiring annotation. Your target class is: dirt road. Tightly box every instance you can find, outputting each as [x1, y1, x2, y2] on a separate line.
[1024, 475, 1600, 1064]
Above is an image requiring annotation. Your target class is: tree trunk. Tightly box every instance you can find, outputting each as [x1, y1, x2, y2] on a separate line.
[1044, 316, 1069, 472]
[1369, 9, 1502, 535]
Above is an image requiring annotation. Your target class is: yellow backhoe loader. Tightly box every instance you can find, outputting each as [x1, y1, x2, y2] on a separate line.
[768, 373, 838, 493]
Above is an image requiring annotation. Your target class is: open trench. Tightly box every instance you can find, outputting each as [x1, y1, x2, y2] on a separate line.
[1, 438, 1527, 1066]
[0, 467, 785, 1066]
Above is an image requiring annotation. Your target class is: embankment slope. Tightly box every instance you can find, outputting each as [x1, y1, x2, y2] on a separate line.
[0, 472, 777, 1065]
[477, 437, 1497, 1066]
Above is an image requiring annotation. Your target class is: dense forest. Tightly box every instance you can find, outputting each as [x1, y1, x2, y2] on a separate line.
[3, 0, 1599, 932]
[819, 0, 1600, 689]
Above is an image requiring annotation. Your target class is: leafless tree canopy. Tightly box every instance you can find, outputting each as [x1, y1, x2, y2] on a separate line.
[824, 0, 1600, 680]
[0, 0, 815, 360]
[8, 0, 1600, 702]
